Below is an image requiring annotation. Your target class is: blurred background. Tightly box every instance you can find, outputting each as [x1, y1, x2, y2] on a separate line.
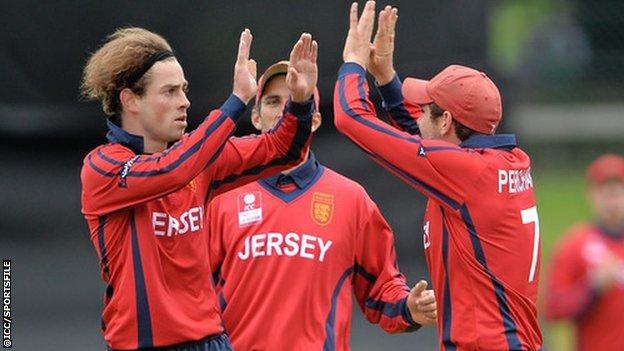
[1, 0, 623, 350]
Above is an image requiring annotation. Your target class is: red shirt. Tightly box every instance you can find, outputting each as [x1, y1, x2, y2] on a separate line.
[334, 63, 543, 350]
[81, 96, 312, 350]
[207, 153, 420, 351]
[545, 223, 624, 351]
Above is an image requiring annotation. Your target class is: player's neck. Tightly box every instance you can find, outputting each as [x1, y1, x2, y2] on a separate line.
[120, 113, 168, 154]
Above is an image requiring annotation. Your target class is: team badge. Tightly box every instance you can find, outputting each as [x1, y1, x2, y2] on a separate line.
[237, 191, 262, 226]
[186, 179, 197, 193]
[311, 192, 334, 226]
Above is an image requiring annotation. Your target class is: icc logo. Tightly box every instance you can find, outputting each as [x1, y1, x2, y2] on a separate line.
[243, 194, 256, 211]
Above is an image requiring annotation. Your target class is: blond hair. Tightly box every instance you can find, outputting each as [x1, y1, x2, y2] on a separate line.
[81, 27, 173, 116]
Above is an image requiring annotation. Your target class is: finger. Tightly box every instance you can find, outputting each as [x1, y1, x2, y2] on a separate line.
[247, 59, 257, 80]
[358, 0, 376, 38]
[388, 8, 398, 33]
[301, 33, 312, 58]
[349, 2, 358, 32]
[417, 293, 436, 305]
[311, 40, 318, 63]
[237, 28, 252, 64]
[411, 280, 428, 296]
[290, 38, 303, 64]
[377, 6, 389, 36]
[286, 66, 299, 87]
[418, 303, 438, 313]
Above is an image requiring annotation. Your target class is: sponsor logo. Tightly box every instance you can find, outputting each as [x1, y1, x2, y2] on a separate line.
[152, 206, 204, 237]
[238, 192, 262, 226]
[237, 232, 333, 262]
[311, 192, 334, 226]
[118, 155, 140, 188]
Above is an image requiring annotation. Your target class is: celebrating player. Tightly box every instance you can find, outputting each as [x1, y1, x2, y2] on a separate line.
[333, 2, 543, 349]
[80, 28, 315, 350]
[545, 154, 624, 351]
[207, 60, 437, 351]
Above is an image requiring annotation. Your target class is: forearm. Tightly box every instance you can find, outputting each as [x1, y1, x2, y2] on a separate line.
[205, 99, 313, 197]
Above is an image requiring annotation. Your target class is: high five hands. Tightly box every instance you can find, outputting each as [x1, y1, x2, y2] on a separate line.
[343, 1, 398, 85]
[233, 30, 318, 104]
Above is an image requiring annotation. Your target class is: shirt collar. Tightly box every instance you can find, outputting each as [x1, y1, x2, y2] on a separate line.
[106, 117, 145, 154]
[460, 134, 517, 150]
[596, 222, 624, 240]
[263, 151, 319, 189]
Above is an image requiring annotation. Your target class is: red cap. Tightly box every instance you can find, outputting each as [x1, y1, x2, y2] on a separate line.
[587, 154, 624, 184]
[402, 65, 502, 134]
[255, 60, 320, 111]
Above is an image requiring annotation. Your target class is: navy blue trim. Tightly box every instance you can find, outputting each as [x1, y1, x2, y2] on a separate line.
[365, 297, 405, 318]
[259, 152, 324, 203]
[211, 263, 222, 286]
[377, 74, 420, 135]
[218, 292, 227, 312]
[97, 215, 111, 277]
[596, 222, 624, 240]
[440, 210, 457, 350]
[96, 112, 233, 179]
[399, 297, 422, 331]
[377, 74, 403, 107]
[220, 94, 247, 123]
[353, 262, 376, 284]
[460, 134, 517, 150]
[323, 266, 354, 351]
[210, 105, 312, 192]
[459, 205, 522, 350]
[106, 119, 145, 154]
[337, 65, 420, 145]
[357, 146, 461, 210]
[130, 209, 153, 348]
[262, 151, 319, 189]
[338, 62, 367, 77]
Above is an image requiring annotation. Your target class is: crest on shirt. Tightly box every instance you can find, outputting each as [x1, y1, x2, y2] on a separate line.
[311, 192, 334, 226]
[186, 179, 197, 193]
[237, 191, 262, 226]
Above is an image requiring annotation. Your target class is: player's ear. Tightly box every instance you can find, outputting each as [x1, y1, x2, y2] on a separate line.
[311, 112, 322, 133]
[119, 88, 140, 114]
[440, 110, 454, 136]
[251, 106, 263, 131]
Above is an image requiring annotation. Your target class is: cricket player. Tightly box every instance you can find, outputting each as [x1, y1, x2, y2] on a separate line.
[545, 154, 624, 351]
[80, 27, 316, 350]
[333, 2, 543, 349]
[207, 60, 437, 351]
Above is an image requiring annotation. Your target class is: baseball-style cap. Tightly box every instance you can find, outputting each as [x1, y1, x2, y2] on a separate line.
[255, 60, 320, 111]
[587, 154, 624, 184]
[402, 65, 502, 134]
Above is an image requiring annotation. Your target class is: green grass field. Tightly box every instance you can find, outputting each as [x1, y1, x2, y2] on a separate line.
[534, 169, 592, 351]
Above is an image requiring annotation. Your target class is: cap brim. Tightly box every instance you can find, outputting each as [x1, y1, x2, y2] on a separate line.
[256, 60, 321, 112]
[402, 78, 434, 105]
[256, 61, 289, 105]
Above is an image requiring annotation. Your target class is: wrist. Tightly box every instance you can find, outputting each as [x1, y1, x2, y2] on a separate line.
[374, 69, 396, 86]
[344, 56, 367, 69]
[232, 91, 253, 104]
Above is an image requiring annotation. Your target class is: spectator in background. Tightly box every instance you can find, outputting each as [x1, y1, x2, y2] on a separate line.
[545, 154, 624, 351]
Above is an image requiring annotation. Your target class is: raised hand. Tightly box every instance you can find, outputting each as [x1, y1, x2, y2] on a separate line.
[286, 33, 318, 103]
[342, 1, 376, 68]
[407, 280, 437, 326]
[232, 28, 258, 103]
[369, 5, 398, 85]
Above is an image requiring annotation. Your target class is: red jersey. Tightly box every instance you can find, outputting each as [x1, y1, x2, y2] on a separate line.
[545, 223, 624, 351]
[81, 96, 313, 350]
[334, 63, 543, 350]
[207, 153, 420, 351]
